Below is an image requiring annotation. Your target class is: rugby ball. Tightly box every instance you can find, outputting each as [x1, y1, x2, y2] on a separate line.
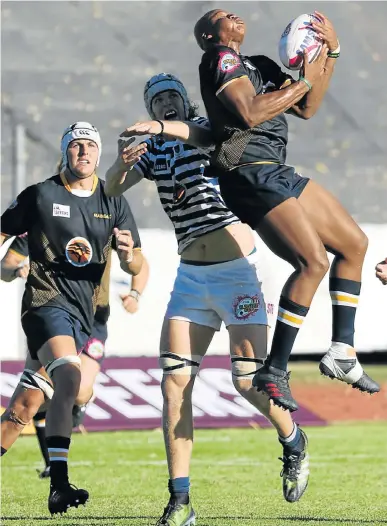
[279, 14, 323, 71]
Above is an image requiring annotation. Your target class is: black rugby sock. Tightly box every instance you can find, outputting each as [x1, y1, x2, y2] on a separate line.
[330, 277, 361, 347]
[47, 436, 70, 489]
[33, 412, 50, 467]
[268, 296, 309, 371]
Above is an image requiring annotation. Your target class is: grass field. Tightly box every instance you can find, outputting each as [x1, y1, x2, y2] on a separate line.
[1, 422, 387, 526]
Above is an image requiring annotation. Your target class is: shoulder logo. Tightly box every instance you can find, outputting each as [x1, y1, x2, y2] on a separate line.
[65, 236, 92, 267]
[218, 52, 240, 73]
[53, 203, 70, 218]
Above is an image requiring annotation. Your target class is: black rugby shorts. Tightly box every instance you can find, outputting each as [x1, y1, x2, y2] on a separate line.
[219, 163, 309, 229]
[22, 305, 89, 359]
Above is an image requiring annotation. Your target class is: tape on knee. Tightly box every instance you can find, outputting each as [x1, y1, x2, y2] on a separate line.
[19, 369, 54, 400]
[45, 355, 81, 378]
[160, 352, 202, 375]
[231, 356, 265, 379]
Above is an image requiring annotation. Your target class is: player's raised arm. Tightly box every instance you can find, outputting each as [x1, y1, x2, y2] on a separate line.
[104, 137, 147, 196]
[289, 12, 339, 119]
[195, 10, 331, 127]
[214, 47, 327, 128]
[113, 194, 143, 276]
[120, 119, 214, 148]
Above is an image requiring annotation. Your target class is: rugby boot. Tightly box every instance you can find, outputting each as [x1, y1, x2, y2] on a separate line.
[280, 429, 310, 503]
[253, 363, 298, 412]
[319, 343, 380, 394]
[48, 483, 89, 515]
[155, 498, 196, 526]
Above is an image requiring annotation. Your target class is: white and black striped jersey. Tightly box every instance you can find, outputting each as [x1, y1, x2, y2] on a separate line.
[135, 117, 240, 254]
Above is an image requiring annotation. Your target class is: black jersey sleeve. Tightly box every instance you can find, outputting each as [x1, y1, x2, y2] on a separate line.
[249, 55, 294, 89]
[115, 196, 141, 249]
[1, 185, 37, 237]
[205, 46, 248, 96]
[9, 234, 29, 259]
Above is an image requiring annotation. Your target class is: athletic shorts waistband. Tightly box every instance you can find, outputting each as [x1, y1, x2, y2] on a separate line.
[180, 247, 258, 270]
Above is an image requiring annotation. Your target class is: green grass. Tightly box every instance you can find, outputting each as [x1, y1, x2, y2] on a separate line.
[2, 424, 387, 526]
[287, 363, 387, 385]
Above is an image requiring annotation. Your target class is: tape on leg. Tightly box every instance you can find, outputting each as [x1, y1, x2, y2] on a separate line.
[159, 352, 202, 375]
[45, 355, 81, 378]
[231, 356, 265, 379]
[19, 369, 54, 400]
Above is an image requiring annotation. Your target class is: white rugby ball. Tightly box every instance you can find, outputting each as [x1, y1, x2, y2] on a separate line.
[279, 14, 323, 71]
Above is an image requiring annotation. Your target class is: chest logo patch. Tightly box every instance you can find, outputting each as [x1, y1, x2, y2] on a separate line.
[218, 52, 240, 72]
[65, 236, 93, 267]
[53, 203, 70, 218]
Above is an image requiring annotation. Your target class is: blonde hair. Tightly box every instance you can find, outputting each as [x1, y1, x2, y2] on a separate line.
[55, 156, 62, 174]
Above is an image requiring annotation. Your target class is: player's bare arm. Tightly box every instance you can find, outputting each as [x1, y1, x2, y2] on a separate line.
[105, 138, 147, 196]
[1, 250, 29, 282]
[114, 228, 143, 276]
[290, 12, 339, 119]
[120, 255, 150, 313]
[121, 120, 214, 148]
[218, 49, 327, 128]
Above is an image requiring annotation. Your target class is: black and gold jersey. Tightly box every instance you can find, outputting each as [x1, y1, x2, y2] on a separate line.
[199, 46, 294, 170]
[1, 172, 140, 334]
[6, 231, 115, 326]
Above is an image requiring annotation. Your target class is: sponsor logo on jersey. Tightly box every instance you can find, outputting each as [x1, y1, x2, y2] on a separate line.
[65, 236, 93, 267]
[243, 60, 256, 71]
[53, 203, 70, 218]
[94, 213, 112, 219]
[233, 294, 261, 320]
[155, 160, 168, 172]
[218, 52, 240, 72]
[173, 183, 187, 205]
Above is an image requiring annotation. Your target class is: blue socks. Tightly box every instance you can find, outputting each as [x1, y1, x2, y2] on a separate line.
[168, 477, 190, 504]
[279, 423, 304, 453]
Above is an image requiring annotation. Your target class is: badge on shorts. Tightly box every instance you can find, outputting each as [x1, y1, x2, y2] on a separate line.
[84, 338, 104, 360]
[233, 294, 260, 320]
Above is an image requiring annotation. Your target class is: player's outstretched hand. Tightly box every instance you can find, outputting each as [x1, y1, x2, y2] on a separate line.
[120, 121, 163, 138]
[375, 258, 387, 285]
[116, 135, 147, 171]
[311, 11, 339, 52]
[302, 44, 329, 86]
[114, 228, 134, 264]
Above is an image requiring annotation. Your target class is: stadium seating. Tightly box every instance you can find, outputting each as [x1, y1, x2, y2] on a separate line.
[2, 1, 386, 224]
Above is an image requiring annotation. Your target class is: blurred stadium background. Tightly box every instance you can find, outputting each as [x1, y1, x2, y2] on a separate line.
[1, 3, 386, 524]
